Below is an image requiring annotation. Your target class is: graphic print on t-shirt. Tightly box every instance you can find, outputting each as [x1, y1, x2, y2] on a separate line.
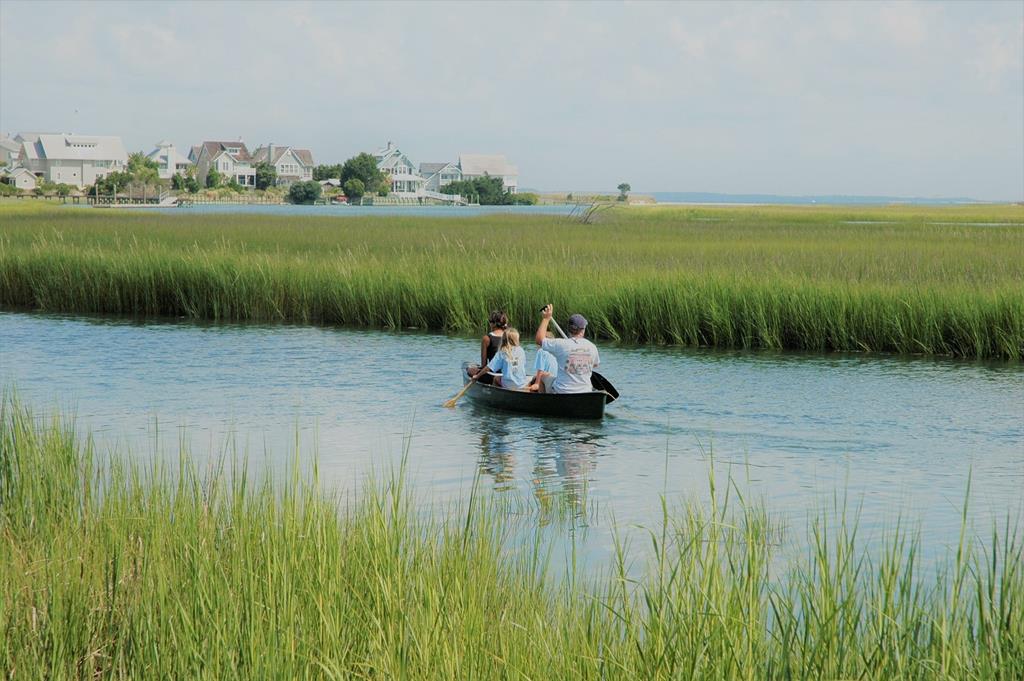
[566, 348, 594, 376]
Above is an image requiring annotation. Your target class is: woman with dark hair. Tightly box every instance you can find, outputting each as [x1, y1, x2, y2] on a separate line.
[465, 309, 507, 385]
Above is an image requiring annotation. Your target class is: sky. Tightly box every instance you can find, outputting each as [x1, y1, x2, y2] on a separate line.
[1, 0, 1021, 200]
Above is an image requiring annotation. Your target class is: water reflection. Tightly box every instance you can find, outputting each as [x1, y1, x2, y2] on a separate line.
[467, 406, 607, 522]
[471, 410, 517, 486]
[532, 420, 603, 523]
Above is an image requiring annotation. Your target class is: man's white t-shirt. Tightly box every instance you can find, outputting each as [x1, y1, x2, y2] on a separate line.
[541, 337, 600, 394]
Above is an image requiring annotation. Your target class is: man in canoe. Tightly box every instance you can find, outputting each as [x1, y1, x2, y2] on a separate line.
[534, 305, 600, 394]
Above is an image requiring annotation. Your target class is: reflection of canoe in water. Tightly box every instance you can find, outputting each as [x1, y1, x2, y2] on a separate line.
[460, 362, 610, 420]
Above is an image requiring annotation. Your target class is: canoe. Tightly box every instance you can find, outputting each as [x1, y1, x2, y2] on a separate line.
[460, 362, 609, 419]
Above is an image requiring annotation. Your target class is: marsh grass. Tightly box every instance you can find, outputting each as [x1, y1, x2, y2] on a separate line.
[2, 399, 1022, 679]
[0, 203, 1021, 358]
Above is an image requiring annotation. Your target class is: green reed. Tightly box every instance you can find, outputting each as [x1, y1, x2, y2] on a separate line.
[1, 399, 1022, 679]
[1, 202, 1021, 358]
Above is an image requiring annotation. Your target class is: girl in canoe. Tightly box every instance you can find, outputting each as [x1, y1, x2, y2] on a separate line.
[466, 309, 508, 385]
[470, 327, 529, 390]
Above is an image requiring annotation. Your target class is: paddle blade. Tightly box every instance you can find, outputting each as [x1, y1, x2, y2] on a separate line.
[444, 378, 475, 408]
[591, 371, 619, 403]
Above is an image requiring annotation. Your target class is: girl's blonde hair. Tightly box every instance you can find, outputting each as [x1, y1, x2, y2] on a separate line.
[501, 327, 520, 361]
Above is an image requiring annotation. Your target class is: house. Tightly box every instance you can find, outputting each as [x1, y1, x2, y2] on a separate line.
[419, 161, 462, 192]
[374, 141, 424, 196]
[190, 140, 256, 187]
[458, 154, 518, 193]
[3, 166, 38, 191]
[0, 136, 20, 168]
[251, 145, 314, 185]
[146, 141, 193, 180]
[15, 133, 128, 188]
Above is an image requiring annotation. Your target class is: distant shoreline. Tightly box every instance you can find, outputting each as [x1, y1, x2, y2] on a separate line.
[532, 191, 1018, 206]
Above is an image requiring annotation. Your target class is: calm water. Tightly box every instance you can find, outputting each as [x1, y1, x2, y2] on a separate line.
[2, 312, 1022, 569]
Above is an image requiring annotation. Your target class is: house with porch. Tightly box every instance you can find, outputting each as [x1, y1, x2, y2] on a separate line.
[15, 132, 128, 188]
[374, 141, 424, 196]
[458, 154, 518, 193]
[146, 141, 193, 180]
[251, 145, 314, 184]
[190, 140, 256, 187]
[419, 161, 462, 192]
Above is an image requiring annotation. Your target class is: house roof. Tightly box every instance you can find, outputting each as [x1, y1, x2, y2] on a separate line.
[7, 166, 35, 178]
[458, 154, 517, 178]
[375, 140, 398, 157]
[251, 146, 314, 167]
[146, 143, 192, 167]
[419, 162, 454, 177]
[375, 141, 414, 167]
[0, 136, 20, 154]
[13, 132, 46, 144]
[28, 134, 128, 162]
[197, 140, 252, 162]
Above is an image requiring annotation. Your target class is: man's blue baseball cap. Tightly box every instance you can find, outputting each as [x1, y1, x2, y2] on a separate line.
[568, 313, 588, 330]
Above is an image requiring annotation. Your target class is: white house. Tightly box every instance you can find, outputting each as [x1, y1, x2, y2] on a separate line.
[146, 141, 193, 180]
[0, 136, 20, 168]
[375, 141, 424, 196]
[3, 166, 38, 191]
[251, 145, 314, 184]
[16, 133, 128, 188]
[190, 140, 256, 187]
[458, 154, 518, 193]
[419, 161, 462, 192]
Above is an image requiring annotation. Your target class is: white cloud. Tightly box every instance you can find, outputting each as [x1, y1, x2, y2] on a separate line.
[878, 1, 930, 49]
[970, 19, 1024, 93]
[1, 0, 1020, 199]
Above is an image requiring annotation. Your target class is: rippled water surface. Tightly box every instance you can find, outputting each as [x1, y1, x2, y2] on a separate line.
[2, 312, 1022, 568]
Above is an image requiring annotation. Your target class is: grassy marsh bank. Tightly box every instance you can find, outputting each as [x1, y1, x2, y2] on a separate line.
[1, 202, 1021, 358]
[2, 401, 1022, 679]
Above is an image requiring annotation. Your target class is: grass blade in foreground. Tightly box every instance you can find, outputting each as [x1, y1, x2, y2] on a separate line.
[1, 399, 1022, 678]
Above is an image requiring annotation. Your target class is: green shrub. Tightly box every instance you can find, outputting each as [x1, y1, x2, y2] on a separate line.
[287, 180, 322, 204]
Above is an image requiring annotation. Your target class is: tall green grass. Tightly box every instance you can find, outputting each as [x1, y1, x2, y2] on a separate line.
[2, 400, 1022, 679]
[1, 203, 1021, 358]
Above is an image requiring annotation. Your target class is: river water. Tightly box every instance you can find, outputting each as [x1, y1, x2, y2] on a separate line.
[2, 312, 1022, 570]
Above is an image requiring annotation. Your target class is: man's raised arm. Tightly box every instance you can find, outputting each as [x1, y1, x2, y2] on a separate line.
[536, 304, 553, 346]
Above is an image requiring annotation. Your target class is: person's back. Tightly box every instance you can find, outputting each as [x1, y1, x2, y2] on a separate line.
[485, 330, 504, 362]
[534, 347, 558, 377]
[486, 327, 528, 390]
[535, 309, 599, 394]
[542, 337, 599, 393]
[467, 309, 508, 385]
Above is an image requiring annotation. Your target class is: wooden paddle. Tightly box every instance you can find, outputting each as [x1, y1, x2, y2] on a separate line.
[543, 309, 619, 403]
[444, 373, 480, 408]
